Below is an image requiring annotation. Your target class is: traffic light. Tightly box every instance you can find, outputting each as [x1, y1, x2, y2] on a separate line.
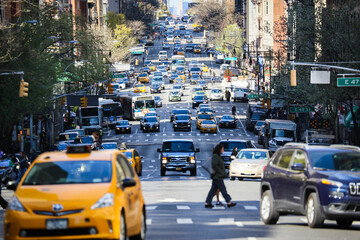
[145, 49, 148, 55]
[267, 99, 271, 110]
[61, 96, 66, 106]
[19, 79, 29, 97]
[80, 96, 88, 107]
[260, 99, 266, 109]
[290, 69, 297, 86]
[108, 84, 114, 94]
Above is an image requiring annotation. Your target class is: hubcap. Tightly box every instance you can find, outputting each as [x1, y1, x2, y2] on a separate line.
[307, 198, 315, 224]
[261, 194, 270, 220]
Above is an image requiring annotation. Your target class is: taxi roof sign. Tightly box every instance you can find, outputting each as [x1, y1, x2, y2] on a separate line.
[66, 144, 92, 154]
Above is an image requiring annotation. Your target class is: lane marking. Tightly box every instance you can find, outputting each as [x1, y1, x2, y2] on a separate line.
[146, 206, 158, 210]
[151, 160, 155, 162]
[146, 219, 152, 225]
[157, 198, 184, 202]
[236, 222, 244, 227]
[135, 129, 138, 134]
[177, 218, 193, 224]
[219, 218, 234, 223]
[244, 206, 258, 210]
[177, 205, 190, 210]
[149, 165, 154, 168]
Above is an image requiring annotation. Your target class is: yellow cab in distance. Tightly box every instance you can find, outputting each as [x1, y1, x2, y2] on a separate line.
[4, 144, 146, 240]
[202, 64, 209, 72]
[174, 78, 184, 85]
[177, 49, 185, 56]
[192, 23, 202, 28]
[174, 36, 181, 41]
[200, 119, 217, 133]
[178, 72, 186, 81]
[138, 73, 149, 83]
[134, 84, 146, 93]
[120, 149, 143, 176]
[193, 46, 201, 54]
[148, 64, 156, 72]
[196, 113, 214, 129]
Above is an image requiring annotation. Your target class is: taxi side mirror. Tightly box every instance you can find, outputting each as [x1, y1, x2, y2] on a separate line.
[122, 178, 136, 188]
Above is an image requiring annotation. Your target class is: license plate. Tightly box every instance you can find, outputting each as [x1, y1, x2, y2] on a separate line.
[46, 219, 68, 230]
[207, 129, 211, 131]
[176, 167, 182, 171]
[244, 170, 252, 175]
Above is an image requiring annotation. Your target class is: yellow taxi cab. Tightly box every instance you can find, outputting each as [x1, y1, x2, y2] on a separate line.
[174, 78, 184, 85]
[193, 23, 202, 28]
[193, 46, 201, 54]
[196, 113, 214, 129]
[178, 72, 186, 81]
[148, 64, 156, 72]
[134, 84, 146, 93]
[193, 26, 201, 32]
[4, 145, 146, 240]
[200, 119, 217, 133]
[202, 64, 209, 72]
[120, 149, 142, 176]
[177, 49, 185, 56]
[138, 73, 149, 83]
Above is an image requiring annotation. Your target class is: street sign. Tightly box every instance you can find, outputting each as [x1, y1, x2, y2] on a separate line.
[290, 106, 314, 113]
[337, 77, 360, 87]
[225, 57, 237, 61]
[248, 94, 267, 99]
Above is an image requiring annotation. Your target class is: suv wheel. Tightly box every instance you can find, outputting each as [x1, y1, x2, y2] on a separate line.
[160, 168, 166, 176]
[190, 169, 196, 176]
[260, 190, 279, 224]
[306, 193, 324, 228]
[336, 219, 353, 228]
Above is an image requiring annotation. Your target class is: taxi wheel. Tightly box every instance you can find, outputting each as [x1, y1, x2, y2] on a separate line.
[119, 212, 127, 240]
[230, 177, 235, 181]
[130, 209, 146, 240]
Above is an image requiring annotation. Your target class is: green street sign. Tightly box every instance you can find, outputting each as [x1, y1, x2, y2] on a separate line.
[132, 51, 144, 55]
[248, 94, 266, 99]
[110, 74, 121, 78]
[225, 57, 237, 60]
[337, 77, 360, 87]
[290, 106, 314, 113]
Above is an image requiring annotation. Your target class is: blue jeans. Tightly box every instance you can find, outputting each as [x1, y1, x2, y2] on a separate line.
[205, 179, 231, 204]
[17, 168, 27, 184]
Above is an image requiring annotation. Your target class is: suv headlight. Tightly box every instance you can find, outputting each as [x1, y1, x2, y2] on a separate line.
[321, 179, 343, 188]
[190, 156, 195, 164]
[91, 193, 114, 210]
[8, 196, 26, 212]
[162, 157, 167, 164]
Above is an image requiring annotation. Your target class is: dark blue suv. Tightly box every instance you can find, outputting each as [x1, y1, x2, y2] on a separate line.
[260, 144, 360, 228]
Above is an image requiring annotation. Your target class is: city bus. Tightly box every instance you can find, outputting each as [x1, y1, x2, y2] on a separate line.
[99, 98, 123, 128]
[171, 55, 186, 72]
[119, 93, 156, 120]
[79, 106, 102, 135]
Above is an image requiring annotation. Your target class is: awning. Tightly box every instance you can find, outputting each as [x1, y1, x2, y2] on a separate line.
[344, 106, 360, 127]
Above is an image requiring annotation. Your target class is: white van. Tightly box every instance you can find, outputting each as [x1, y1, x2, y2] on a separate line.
[158, 51, 168, 61]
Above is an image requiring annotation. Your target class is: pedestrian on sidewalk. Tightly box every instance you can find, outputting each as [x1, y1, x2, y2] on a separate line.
[205, 144, 237, 208]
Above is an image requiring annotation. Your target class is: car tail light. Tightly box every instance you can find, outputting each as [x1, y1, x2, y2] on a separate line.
[263, 165, 267, 172]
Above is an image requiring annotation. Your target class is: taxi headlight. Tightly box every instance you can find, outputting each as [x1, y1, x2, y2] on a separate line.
[129, 161, 134, 165]
[91, 193, 114, 210]
[162, 157, 167, 164]
[8, 196, 26, 212]
[190, 157, 195, 164]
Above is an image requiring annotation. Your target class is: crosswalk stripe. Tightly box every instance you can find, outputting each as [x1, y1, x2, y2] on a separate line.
[219, 218, 234, 223]
[244, 206, 258, 210]
[177, 218, 193, 224]
[177, 205, 190, 210]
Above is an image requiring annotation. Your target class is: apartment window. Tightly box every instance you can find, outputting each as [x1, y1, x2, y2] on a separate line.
[265, 1, 269, 15]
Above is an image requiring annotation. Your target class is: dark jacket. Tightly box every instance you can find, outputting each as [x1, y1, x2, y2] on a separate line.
[211, 153, 228, 180]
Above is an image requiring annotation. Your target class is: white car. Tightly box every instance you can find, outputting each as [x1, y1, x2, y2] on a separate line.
[167, 35, 174, 42]
[158, 51, 168, 61]
[172, 84, 183, 96]
[229, 149, 271, 180]
[210, 88, 223, 101]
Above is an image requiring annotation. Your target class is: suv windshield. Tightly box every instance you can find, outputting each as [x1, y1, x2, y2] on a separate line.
[23, 161, 112, 185]
[221, 142, 248, 151]
[144, 117, 157, 122]
[309, 151, 360, 171]
[162, 141, 195, 152]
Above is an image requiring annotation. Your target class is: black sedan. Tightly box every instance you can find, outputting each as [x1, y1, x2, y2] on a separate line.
[219, 115, 237, 128]
[150, 83, 162, 94]
[173, 114, 191, 131]
[115, 120, 132, 134]
[170, 109, 191, 122]
[140, 116, 160, 132]
[192, 95, 208, 109]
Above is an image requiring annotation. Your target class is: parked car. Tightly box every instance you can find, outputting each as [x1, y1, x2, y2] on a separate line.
[260, 145, 360, 228]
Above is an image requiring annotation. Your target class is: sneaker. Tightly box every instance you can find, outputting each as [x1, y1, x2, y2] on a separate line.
[205, 204, 214, 208]
[227, 202, 237, 208]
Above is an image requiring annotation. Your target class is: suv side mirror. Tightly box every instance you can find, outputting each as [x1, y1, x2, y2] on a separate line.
[157, 148, 161, 152]
[291, 163, 305, 171]
[195, 148, 200, 152]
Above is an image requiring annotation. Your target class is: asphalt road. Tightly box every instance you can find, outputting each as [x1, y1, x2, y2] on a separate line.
[1, 22, 359, 240]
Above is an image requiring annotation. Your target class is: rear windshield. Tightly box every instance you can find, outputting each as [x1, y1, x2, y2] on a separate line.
[144, 117, 157, 122]
[177, 110, 189, 115]
[221, 142, 248, 151]
[102, 143, 117, 149]
[23, 161, 112, 185]
[198, 114, 211, 120]
[162, 141, 195, 152]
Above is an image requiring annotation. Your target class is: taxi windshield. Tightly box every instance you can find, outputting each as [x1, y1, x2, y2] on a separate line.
[23, 161, 112, 185]
[123, 151, 133, 159]
[198, 114, 211, 120]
